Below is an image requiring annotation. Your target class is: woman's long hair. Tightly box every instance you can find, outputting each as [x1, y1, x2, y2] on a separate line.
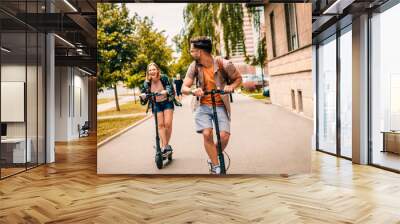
[146, 62, 161, 81]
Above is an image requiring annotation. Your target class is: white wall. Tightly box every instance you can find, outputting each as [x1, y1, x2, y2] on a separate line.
[1, 64, 27, 138]
[55, 66, 89, 141]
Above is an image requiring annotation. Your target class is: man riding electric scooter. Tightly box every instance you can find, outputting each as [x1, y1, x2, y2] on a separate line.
[181, 36, 242, 175]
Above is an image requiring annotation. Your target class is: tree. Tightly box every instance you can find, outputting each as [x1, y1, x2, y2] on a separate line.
[251, 36, 267, 87]
[248, 6, 267, 87]
[170, 33, 192, 78]
[97, 3, 137, 111]
[172, 3, 247, 74]
[125, 74, 144, 104]
[127, 16, 173, 78]
[123, 16, 174, 94]
[220, 3, 247, 59]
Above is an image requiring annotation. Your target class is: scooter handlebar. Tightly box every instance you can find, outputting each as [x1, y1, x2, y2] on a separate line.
[203, 89, 227, 95]
[145, 92, 163, 97]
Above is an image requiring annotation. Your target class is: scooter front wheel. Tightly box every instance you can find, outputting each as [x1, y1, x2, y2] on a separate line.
[155, 153, 163, 169]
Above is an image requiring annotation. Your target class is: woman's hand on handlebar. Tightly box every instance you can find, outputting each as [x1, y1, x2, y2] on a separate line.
[160, 90, 168, 96]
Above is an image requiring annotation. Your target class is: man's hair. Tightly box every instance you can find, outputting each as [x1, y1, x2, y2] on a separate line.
[190, 36, 212, 54]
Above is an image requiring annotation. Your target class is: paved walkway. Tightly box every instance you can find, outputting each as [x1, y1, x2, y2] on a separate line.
[98, 93, 313, 174]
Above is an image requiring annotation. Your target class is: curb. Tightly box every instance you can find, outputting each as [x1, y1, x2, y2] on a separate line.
[97, 114, 152, 148]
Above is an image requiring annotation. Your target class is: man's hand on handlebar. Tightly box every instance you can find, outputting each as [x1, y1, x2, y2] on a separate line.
[191, 88, 204, 97]
[223, 85, 234, 93]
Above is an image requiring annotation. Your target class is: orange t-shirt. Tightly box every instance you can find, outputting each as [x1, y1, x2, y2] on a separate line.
[200, 65, 224, 106]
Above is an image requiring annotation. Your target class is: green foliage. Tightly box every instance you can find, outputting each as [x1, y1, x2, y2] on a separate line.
[183, 3, 221, 54]
[247, 6, 262, 34]
[170, 33, 192, 78]
[97, 4, 174, 93]
[127, 16, 173, 80]
[220, 3, 246, 59]
[251, 36, 267, 69]
[172, 3, 247, 76]
[97, 3, 137, 92]
[247, 6, 267, 78]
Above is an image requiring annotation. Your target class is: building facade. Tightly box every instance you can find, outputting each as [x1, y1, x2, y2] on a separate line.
[264, 3, 313, 119]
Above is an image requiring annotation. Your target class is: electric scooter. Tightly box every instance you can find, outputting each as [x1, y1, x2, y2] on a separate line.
[145, 92, 173, 169]
[203, 89, 228, 175]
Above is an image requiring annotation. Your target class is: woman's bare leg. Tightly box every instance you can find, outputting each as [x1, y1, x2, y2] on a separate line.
[157, 112, 167, 149]
[163, 109, 174, 145]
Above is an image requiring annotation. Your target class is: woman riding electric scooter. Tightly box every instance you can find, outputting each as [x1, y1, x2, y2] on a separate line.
[140, 62, 176, 161]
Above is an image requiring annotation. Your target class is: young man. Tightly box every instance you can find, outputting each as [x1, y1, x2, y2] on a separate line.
[181, 36, 242, 174]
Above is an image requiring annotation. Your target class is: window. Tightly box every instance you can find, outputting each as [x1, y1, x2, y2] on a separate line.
[0, 3, 46, 179]
[297, 90, 303, 112]
[370, 4, 400, 171]
[269, 11, 277, 57]
[339, 27, 352, 158]
[284, 3, 299, 52]
[291, 89, 296, 110]
[317, 35, 337, 155]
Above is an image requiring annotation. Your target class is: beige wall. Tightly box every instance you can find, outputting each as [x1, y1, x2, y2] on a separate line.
[264, 3, 313, 119]
[269, 71, 313, 118]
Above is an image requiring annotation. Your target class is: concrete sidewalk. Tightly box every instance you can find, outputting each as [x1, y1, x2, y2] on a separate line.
[98, 93, 313, 174]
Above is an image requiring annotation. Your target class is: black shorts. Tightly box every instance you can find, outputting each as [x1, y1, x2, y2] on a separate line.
[152, 100, 174, 114]
[176, 88, 182, 96]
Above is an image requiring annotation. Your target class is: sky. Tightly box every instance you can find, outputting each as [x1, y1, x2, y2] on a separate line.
[125, 3, 186, 58]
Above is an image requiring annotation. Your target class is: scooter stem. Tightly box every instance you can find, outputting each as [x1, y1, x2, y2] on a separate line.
[210, 91, 227, 175]
[152, 95, 161, 154]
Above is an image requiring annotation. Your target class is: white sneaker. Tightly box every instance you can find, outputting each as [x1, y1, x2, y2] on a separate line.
[210, 164, 221, 175]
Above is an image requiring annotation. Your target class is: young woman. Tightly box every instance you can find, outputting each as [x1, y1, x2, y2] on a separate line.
[140, 62, 175, 153]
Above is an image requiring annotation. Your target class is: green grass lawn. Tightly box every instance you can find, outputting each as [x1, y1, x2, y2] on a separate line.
[97, 98, 114, 105]
[240, 89, 270, 101]
[98, 102, 147, 117]
[250, 93, 269, 100]
[97, 116, 146, 143]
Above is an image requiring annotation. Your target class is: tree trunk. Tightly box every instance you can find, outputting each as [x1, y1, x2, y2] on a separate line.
[261, 66, 265, 88]
[114, 84, 120, 111]
[133, 87, 137, 104]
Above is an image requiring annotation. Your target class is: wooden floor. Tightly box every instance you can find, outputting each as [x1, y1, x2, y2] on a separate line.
[1, 135, 400, 223]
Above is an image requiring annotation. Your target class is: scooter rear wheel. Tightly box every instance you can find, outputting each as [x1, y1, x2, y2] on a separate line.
[168, 152, 172, 161]
[155, 153, 163, 169]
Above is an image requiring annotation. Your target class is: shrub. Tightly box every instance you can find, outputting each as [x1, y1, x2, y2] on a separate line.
[242, 81, 257, 92]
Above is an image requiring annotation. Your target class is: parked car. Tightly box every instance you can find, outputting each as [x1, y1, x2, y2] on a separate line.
[242, 74, 269, 90]
[262, 86, 270, 97]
